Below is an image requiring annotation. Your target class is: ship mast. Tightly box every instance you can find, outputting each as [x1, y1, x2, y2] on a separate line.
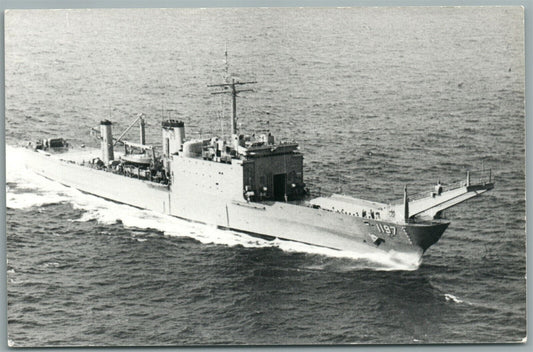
[208, 78, 256, 135]
[224, 42, 229, 83]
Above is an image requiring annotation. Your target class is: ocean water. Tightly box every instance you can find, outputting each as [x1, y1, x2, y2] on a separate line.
[4, 7, 526, 345]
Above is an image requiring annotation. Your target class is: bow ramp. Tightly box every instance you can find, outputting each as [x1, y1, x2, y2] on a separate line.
[398, 170, 494, 220]
[307, 170, 494, 223]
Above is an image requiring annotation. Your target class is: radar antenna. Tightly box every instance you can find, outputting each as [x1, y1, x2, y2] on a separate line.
[208, 79, 256, 135]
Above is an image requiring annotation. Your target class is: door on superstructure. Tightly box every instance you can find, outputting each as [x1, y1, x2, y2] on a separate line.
[273, 173, 287, 201]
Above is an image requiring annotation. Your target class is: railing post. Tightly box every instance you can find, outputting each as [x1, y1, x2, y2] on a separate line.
[466, 170, 470, 187]
[404, 185, 409, 222]
[489, 169, 492, 183]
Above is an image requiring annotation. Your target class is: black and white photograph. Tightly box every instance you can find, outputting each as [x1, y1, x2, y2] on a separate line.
[4, 5, 526, 346]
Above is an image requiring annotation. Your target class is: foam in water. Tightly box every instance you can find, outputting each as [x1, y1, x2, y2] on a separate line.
[6, 145, 420, 271]
[444, 293, 464, 304]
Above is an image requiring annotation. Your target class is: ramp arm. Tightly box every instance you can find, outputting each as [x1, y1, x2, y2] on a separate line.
[393, 170, 494, 220]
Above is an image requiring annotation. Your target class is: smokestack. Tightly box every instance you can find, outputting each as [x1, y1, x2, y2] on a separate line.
[100, 120, 114, 164]
[162, 120, 186, 157]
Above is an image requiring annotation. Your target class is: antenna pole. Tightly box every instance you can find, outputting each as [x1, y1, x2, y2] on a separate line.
[208, 79, 256, 135]
[224, 42, 229, 83]
[231, 79, 237, 134]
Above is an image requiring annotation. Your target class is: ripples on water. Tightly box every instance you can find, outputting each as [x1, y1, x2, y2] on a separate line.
[5, 7, 526, 346]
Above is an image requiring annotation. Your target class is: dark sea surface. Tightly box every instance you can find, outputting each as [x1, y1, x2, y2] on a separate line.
[4, 7, 526, 346]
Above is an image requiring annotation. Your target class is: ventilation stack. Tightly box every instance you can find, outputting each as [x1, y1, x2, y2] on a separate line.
[100, 120, 114, 164]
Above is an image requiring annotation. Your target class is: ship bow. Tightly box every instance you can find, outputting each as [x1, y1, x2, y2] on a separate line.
[405, 221, 450, 252]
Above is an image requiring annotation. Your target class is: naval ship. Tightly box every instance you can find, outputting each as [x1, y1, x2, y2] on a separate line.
[21, 78, 494, 264]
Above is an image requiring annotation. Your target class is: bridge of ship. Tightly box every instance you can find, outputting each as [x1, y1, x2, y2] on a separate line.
[215, 139, 306, 203]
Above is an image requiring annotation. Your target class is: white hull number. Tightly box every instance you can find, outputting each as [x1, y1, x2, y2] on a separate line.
[376, 223, 397, 237]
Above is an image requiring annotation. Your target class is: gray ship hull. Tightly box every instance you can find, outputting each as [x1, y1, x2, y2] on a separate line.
[20, 147, 449, 265]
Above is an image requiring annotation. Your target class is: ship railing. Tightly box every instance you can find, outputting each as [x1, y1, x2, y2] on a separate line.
[465, 168, 494, 186]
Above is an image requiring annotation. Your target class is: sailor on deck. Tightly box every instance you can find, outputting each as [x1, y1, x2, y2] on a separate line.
[435, 181, 443, 196]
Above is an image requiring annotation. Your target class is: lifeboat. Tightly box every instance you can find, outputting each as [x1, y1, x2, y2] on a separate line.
[120, 153, 152, 165]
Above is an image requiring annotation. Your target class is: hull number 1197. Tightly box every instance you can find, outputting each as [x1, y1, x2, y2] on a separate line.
[376, 223, 397, 237]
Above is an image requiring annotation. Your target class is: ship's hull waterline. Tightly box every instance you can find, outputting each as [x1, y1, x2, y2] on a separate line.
[21, 147, 448, 265]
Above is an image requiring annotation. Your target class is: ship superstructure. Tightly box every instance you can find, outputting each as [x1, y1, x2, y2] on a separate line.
[23, 77, 494, 266]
